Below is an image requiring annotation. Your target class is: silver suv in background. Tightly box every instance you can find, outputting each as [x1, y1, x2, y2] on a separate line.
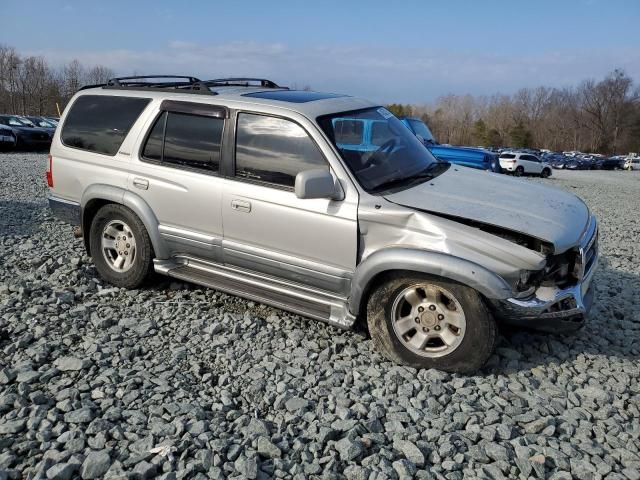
[47, 76, 598, 373]
[499, 151, 552, 177]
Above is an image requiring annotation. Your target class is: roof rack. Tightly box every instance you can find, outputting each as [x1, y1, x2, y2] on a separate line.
[204, 78, 286, 89]
[79, 75, 287, 95]
[80, 75, 216, 95]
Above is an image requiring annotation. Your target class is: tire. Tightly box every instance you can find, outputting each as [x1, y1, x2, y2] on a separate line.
[89, 204, 154, 289]
[367, 274, 496, 374]
[514, 166, 525, 176]
[541, 168, 551, 178]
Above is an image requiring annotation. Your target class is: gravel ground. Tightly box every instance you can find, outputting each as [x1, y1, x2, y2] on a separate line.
[0, 153, 638, 480]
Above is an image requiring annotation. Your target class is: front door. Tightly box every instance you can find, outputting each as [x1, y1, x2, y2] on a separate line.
[221, 112, 358, 295]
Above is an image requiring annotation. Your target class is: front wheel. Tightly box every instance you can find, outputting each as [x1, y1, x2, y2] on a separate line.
[367, 275, 496, 373]
[541, 168, 551, 178]
[89, 204, 154, 289]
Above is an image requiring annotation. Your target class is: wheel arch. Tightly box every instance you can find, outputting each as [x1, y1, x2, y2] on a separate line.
[349, 248, 513, 316]
[80, 185, 168, 259]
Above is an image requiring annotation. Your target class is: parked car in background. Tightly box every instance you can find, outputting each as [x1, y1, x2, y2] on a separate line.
[25, 116, 58, 131]
[399, 117, 501, 172]
[499, 152, 552, 177]
[0, 114, 53, 150]
[594, 157, 621, 170]
[624, 157, 640, 171]
[0, 125, 16, 150]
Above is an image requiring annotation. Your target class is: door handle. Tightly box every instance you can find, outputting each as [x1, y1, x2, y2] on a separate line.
[231, 199, 251, 213]
[133, 177, 149, 190]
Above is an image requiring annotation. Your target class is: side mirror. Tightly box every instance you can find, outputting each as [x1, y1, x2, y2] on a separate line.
[295, 169, 342, 200]
[416, 134, 425, 144]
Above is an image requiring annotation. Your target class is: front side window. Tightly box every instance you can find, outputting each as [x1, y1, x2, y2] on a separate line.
[318, 107, 445, 193]
[62, 95, 150, 155]
[235, 113, 327, 188]
[141, 111, 223, 172]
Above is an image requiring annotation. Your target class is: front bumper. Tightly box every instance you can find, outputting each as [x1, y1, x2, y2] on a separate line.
[492, 217, 598, 332]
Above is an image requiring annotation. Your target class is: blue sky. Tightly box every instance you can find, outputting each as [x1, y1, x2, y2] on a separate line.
[2, 0, 639, 102]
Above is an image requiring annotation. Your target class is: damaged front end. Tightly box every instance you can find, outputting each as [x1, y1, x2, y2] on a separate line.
[358, 194, 598, 333]
[491, 215, 599, 332]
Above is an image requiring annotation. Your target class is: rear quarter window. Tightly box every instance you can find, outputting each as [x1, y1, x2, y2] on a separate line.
[61, 95, 151, 156]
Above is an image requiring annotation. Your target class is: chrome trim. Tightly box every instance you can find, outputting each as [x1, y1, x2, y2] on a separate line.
[577, 217, 598, 282]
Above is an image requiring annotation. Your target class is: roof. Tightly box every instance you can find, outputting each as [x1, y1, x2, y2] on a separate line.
[74, 84, 378, 120]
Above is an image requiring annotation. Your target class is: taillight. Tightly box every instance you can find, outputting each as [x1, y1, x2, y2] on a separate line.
[46, 154, 53, 188]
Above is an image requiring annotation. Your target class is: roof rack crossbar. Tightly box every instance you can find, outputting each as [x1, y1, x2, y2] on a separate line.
[107, 75, 202, 87]
[204, 78, 285, 89]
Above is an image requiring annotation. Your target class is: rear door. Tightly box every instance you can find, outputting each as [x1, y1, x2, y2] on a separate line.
[522, 154, 542, 173]
[128, 100, 227, 261]
[220, 111, 358, 295]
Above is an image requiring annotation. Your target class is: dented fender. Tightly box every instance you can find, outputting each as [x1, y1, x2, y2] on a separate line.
[349, 247, 513, 315]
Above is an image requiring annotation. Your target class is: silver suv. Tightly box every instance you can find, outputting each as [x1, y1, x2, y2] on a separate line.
[47, 76, 598, 373]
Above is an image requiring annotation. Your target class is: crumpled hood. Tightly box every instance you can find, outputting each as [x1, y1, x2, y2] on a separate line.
[384, 166, 590, 253]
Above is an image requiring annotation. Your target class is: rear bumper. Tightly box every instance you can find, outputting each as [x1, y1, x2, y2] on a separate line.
[48, 195, 81, 225]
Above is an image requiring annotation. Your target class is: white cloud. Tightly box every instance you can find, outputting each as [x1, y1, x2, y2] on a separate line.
[24, 41, 640, 103]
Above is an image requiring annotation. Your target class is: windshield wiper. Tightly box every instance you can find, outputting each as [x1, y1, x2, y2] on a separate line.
[370, 162, 449, 193]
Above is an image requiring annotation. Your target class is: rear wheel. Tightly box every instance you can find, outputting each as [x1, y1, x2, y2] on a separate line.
[367, 274, 496, 373]
[514, 166, 525, 176]
[89, 204, 154, 289]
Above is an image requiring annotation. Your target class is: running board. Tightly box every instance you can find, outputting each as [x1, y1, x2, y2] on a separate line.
[154, 258, 356, 330]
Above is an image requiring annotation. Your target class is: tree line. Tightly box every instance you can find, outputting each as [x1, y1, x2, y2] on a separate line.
[0, 44, 114, 117]
[1, 44, 638, 154]
[387, 69, 640, 155]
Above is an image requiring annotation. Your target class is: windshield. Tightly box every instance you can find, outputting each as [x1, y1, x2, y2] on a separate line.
[17, 117, 36, 127]
[318, 107, 446, 193]
[408, 119, 435, 143]
[32, 119, 54, 128]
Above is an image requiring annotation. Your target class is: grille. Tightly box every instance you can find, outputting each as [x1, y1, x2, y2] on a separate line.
[578, 222, 598, 280]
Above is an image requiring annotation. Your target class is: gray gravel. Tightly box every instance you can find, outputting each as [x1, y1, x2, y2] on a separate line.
[0, 153, 638, 479]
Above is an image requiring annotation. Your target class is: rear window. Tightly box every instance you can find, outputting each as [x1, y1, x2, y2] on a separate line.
[62, 95, 151, 156]
[500, 153, 516, 159]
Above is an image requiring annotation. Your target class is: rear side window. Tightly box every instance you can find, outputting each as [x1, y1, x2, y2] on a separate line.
[235, 113, 327, 188]
[333, 119, 364, 145]
[500, 153, 516, 159]
[141, 111, 223, 172]
[62, 95, 150, 155]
